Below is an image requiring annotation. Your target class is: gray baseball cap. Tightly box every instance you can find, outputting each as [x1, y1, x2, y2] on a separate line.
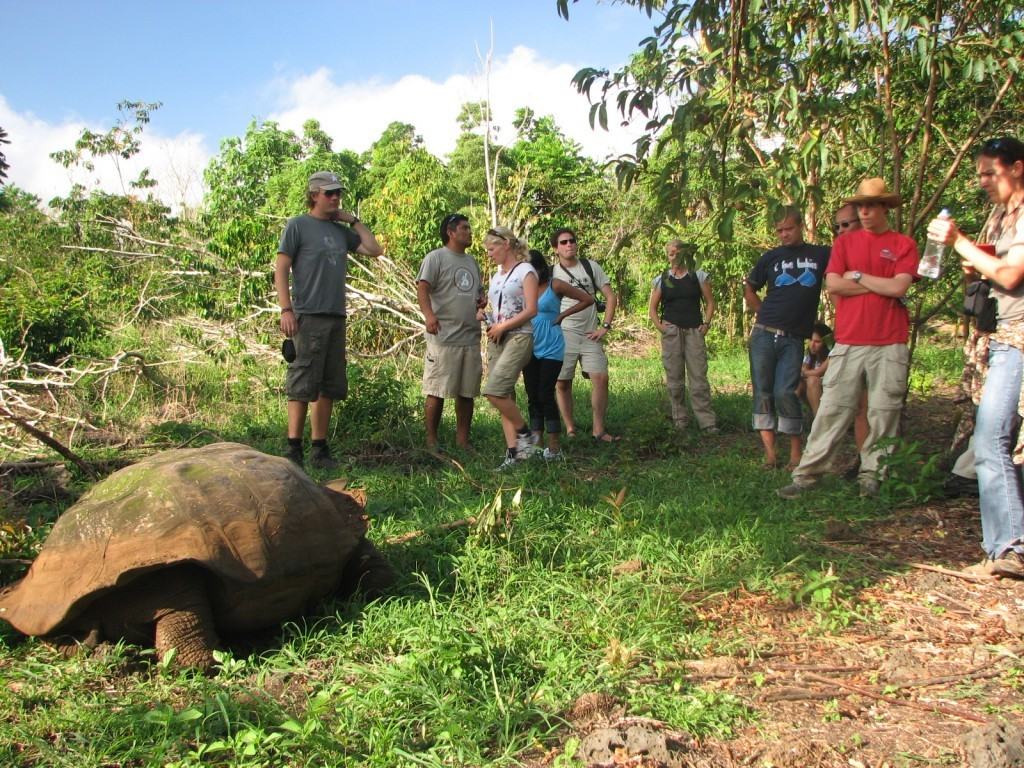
[308, 171, 344, 192]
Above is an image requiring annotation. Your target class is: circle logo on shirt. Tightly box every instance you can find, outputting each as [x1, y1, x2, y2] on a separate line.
[454, 267, 475, 292]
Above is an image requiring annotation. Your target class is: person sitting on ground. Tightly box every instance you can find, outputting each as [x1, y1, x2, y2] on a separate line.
[521, 249, 594, 461]
[480, 227, 539, 470]
[648, 239, 718, 433]
[797, 321, 832, 417]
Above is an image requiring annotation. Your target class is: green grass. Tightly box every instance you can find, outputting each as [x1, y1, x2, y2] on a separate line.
[0, 339, 963, 766]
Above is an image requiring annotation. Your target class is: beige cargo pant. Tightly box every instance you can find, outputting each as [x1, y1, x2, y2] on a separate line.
[660, 324, 716, 430]
[792, 343, 909, 484]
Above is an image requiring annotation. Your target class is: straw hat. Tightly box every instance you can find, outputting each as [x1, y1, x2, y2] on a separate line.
[843, 177, 901, 207]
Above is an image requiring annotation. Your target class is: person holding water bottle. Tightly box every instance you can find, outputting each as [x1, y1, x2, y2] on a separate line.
[927, 137, 1024, 578]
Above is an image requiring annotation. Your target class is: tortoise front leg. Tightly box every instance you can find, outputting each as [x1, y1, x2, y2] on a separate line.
[338, 539, 396, 601]
[153, 567, 220, 671]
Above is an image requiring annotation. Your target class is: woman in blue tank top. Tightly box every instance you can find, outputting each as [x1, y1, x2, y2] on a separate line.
[522, 249, 594, 460]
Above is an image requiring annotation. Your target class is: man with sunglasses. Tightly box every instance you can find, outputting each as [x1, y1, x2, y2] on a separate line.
[833, 204, 860, 237]
[417, 213, 483, 453]
[832, 203, 870, 471]
[551, 227, 620, 442]
[275, 171, 383, 469]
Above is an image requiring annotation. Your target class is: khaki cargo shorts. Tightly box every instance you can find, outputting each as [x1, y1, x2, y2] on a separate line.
[422, 337, 482, 399]
[483, 333, 534, 397]
[558, 328, 609, 380]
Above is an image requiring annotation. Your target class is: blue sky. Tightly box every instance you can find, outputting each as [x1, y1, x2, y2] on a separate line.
[1, 0, 661, 207]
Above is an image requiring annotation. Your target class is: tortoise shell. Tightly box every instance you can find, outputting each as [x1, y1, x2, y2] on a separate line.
[0, 443, 368, 636]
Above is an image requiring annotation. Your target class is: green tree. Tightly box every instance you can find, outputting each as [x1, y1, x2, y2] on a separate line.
[360, 122, 454, 262]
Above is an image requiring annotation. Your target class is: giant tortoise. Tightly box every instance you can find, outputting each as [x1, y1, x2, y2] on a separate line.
[0, 442, 394, 669]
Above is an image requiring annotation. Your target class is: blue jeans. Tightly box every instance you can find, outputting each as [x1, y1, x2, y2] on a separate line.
[749, 326, 804, 435]
[976, 341, 1024, 558]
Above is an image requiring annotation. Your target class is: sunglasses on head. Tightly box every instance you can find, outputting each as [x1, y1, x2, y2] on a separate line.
[486, 229, 509, 241]
[558, 237, 577, 245]
[321, 188, 343, 198]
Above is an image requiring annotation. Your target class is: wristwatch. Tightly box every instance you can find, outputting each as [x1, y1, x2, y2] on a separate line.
[851, 271, 863, 282]
[602, 322, 612, 330]
[349, 216, 361, 225]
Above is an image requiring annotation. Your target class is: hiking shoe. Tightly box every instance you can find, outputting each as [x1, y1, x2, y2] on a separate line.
[495, 453, 522, 471]
[285, 444, 304, 467]
[858, 477, 881, 498]
[310, 446, 340, 471]
[992, 551, 1024, 579]
[542, 448, 565, 462]
[942, 474, 979, 498]
[515, 431, 537, 458]
[776, 481, 815, 500]
[963, 558, 997, 577]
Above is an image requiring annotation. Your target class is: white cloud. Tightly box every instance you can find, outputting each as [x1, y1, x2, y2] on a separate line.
[0, 95, 210, 211]
[0, 47, 645, 211]
[268, 45, 645, 162]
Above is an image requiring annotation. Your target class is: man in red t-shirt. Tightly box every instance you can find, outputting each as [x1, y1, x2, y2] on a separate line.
[779, 178, 920, 498]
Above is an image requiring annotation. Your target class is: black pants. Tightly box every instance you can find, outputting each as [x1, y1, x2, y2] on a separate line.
[522, 356, 563, 434]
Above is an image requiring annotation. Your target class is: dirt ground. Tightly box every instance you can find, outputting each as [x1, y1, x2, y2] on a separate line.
[529, 389, 1024, 767]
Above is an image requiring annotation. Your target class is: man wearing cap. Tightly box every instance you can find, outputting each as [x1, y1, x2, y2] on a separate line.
[275, 171, 383, 469]
[417, 213, 483, 452]
[744, 206, 831, 470]
[778, 178, 919, 499]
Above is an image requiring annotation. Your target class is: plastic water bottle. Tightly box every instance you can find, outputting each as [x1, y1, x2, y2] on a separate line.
[918, 209, 949, 278]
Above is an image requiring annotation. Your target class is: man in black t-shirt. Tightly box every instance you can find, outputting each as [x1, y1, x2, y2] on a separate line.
[743, 207, 830, 469]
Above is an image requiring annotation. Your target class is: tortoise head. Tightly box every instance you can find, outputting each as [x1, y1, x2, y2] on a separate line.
[321, 479, 369, 536]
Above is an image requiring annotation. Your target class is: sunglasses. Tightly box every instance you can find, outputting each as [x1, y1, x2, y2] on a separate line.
[321, 188, 343, 198]
[486, 229, 509, 241]
[833, 219, 858, 233]
[558, 237, 577, 245]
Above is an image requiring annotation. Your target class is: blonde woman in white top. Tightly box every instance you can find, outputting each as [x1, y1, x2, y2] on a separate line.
[480, 226, 539, 469]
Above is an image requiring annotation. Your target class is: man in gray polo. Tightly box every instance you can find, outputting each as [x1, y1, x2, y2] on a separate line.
[417, 213, 483, 452]
[275, 171, 383, 469]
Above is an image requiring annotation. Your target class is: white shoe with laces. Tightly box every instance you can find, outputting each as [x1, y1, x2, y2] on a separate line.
[515, 431, 537, 457]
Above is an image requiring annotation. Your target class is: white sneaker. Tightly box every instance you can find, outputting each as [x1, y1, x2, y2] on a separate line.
[496, 454, 520, 471]
[542, 448, 565, 461]
[515, 431, 537, 457]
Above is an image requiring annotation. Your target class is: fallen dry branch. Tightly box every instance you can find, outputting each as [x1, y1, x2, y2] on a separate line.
[910, 562, 994, 584]
[385, 517, 477, 545]
[803, 672, 991, 724]
[0, 405, 96, 478]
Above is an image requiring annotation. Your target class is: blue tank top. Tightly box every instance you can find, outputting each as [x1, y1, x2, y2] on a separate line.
[531, 285, 565, 361]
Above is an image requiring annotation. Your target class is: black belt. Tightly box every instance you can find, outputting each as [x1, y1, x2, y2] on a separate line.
[753, 323, 791, 337]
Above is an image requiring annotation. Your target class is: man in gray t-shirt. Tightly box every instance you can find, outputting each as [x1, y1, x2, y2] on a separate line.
[416, 213, 483, 452]
[274, 171, 383, 469]
[550, 227, 620, 442]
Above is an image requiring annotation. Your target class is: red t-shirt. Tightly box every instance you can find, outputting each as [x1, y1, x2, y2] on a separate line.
[827, 228, 919, 345]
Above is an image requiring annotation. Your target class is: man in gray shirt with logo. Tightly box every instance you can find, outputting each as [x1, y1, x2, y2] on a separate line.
[417, 213, 483, 452]
[275, 171, 383, 469]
